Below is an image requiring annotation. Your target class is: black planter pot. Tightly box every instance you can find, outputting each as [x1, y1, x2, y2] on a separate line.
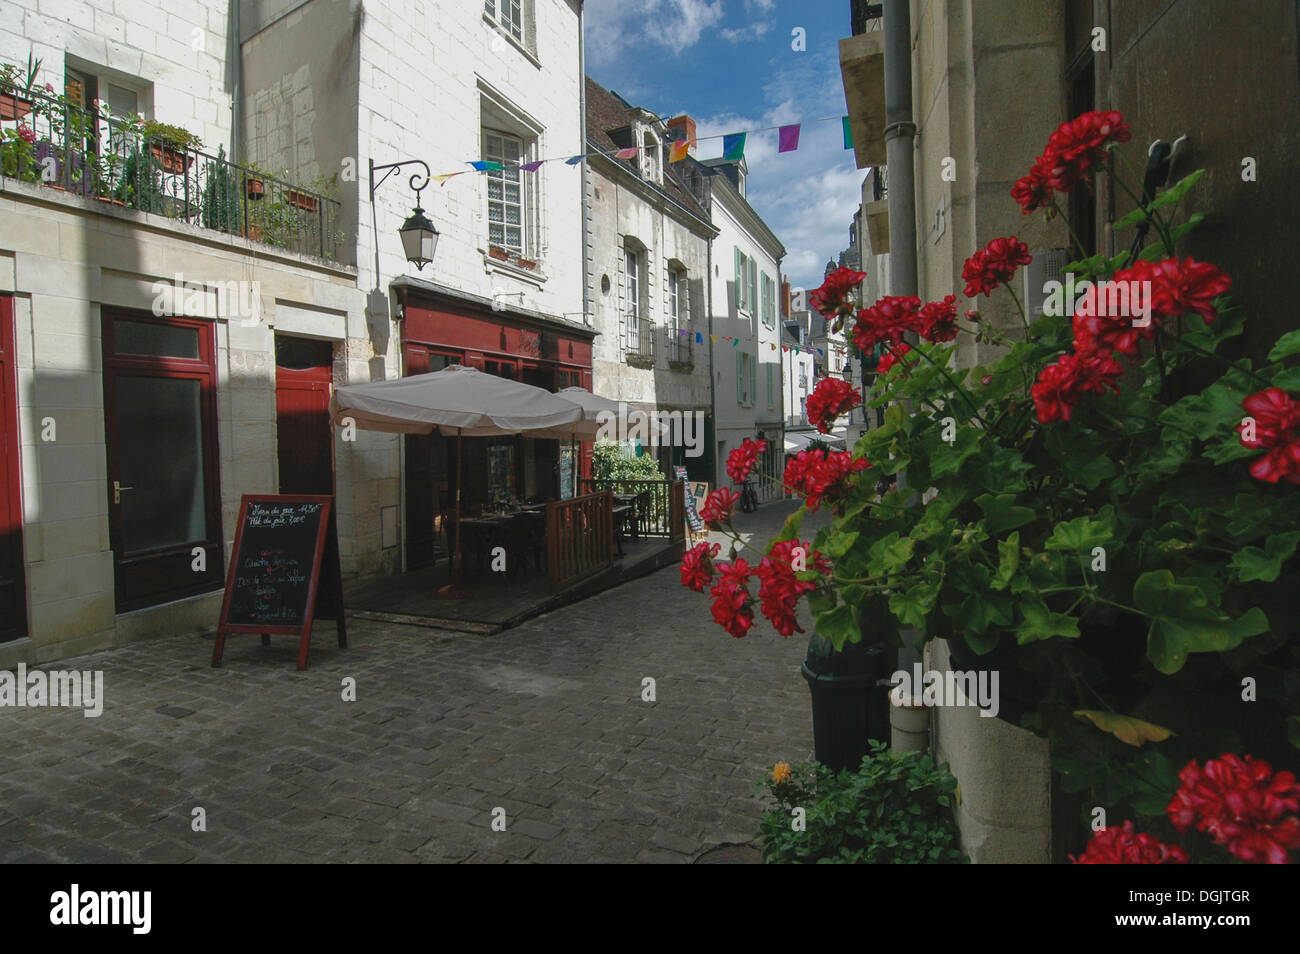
[802, 632, 892, 771]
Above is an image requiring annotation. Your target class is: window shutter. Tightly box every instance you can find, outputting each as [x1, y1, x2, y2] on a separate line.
[736, 353, 744, 404]
[749, 353, 756, 407]
[734, 247, 742, 311]
[749, 259, 758, 318]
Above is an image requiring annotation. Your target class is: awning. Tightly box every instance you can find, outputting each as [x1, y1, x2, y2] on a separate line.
[784, 430, 847, 453]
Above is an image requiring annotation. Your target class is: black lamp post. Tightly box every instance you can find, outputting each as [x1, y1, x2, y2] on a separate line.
[369, 158, 438, 271]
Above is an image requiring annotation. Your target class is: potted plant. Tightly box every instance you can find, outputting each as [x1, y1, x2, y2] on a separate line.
[758, 744, 968, 863]
[0, 53, 42, 121]
[142, 120, 202, 173]
[683, 108, 1300, 860]
[488, 245, 510, 261]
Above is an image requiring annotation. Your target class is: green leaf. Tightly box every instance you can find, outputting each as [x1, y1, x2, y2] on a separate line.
[1114, 169, 1205, 229]
[813, 603, 860, 651]
[991, 532, 1020, 591]
[929, 426, 982, 478]
[1268, 328, 1300, 362]
[1045, 506, 1114, 552]
[1135, 570, 1271, 673]
[975, 493, 1036, 533]
[1014, 601, 1080, 643]
[868, 532, 915, 575]
[1230, 531, 1300, 583]
[889, 579, 940, 629]
[1074, 710, 1174, 747]
[819, 529, 860, 561]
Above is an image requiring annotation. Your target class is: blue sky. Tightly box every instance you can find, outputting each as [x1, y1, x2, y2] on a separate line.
[585, 0, 867, 295]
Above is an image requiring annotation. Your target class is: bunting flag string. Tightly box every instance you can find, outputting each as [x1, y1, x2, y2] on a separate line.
[385, 112, 854, 192]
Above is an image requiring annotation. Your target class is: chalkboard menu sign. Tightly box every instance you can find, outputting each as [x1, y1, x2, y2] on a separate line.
[212, 494, 347, 670]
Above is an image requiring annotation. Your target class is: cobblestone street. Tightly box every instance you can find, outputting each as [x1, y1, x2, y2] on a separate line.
[0, 501, 820, 864]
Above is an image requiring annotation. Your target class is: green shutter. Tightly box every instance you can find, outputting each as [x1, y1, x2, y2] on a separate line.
[766, 363, 773, 407]
[734, 246, 742, 311]
[736, 353, 744, 404]
[749, 352, 757, 407]
[748, 259, 757, 317]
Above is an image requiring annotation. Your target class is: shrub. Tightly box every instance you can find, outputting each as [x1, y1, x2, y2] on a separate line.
[759, 742, 968, 864]
[592, 439, 662, 481]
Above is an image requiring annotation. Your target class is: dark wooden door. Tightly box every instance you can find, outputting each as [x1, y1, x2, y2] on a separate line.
[0, 295, 26, 641]
[275, 336, 334, 495]
[102, 311, 223, 612]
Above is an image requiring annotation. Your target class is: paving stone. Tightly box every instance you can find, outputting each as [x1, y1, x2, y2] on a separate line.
[0, 501, 820, 863]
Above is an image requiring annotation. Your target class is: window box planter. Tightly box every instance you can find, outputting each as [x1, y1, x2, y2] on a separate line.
[0, 92, 32, 122]
[515, 256, 537, 271]
[149, 144, 193, 174]
[487, 245, 510, 262]
[286, 189, 317, 212]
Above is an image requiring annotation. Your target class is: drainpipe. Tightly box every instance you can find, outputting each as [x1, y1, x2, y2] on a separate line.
[882, 0, 925, 750]
[578, 1, 590, 484]
[230, 0, 241, 161]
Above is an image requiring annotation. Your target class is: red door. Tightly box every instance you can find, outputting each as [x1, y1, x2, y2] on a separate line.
[275, 336, 334, 495]
[0, 295, 26, 641]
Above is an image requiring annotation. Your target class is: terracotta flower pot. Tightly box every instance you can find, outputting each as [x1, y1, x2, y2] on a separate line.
[488, 246, 509, 261]
[0, 92, 33, 121]
[516, 257, 537, 270]
[149, 143, 193, 174]
[286, 189, 317, 212]
[246, 178, 264, 199]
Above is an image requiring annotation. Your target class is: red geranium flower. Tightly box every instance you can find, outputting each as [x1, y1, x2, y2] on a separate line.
[1011, 155, 1053, 214]
[962, 237, 1032, 298]
[876, 342, 913, 375]
[1238, 389, 1300, 485]
[700, 487, 741, 527]
[1167, 754, 1300, 864]
[783, 449, 871, 513]
[809, 267, 867, 319]
[1144, 257, 1232, 325]
[726, 438, 766, 484]
[1043, 109, 1131, 191]
[1071, 821, 1188, 864]
[851, 295, 922, 352]
[805, 378, 860, 434]
[755, 539, 830, 637]
[917, 295, 959, 342]
[709, 558, 755, 638]
[680, 541, 721, 593]
[1030, 350, 1122, 424]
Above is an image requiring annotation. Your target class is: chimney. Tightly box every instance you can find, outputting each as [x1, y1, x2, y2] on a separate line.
[666, 115, 697, 152]
[781, 279, 792, 318]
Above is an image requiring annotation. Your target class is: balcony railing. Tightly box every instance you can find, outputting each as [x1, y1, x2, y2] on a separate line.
[666, 327, 693, 369]
[624, 318, 654, 367]
[0, 79, 344, 262]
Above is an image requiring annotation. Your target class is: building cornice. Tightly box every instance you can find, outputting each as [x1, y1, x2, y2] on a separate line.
[586, 147, 719, 240]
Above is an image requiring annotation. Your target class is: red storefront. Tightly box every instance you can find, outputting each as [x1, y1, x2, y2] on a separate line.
[393, 280, 596, 569]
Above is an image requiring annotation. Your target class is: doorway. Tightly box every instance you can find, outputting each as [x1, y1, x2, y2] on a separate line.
[0, 295, 26, 641]
[102, 310, 223, 612]
[275, 336, 334, 495]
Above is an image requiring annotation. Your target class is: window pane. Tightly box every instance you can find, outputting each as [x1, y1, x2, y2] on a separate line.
[114, 319, 200, 359]
[107, 83, 137, 118]
[115, 375, 207, 553]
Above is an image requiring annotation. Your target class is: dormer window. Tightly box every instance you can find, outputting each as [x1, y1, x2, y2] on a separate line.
[641, 128, 660, 184]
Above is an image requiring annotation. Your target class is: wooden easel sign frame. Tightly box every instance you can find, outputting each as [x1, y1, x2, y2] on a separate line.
[211, 494, 347, 670]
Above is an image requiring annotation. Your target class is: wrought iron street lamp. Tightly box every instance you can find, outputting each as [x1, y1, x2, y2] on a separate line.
[369, 158, 438, 271]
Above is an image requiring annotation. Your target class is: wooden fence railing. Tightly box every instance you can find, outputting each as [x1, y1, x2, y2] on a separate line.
[546, 490, 613, 587]
[580, 478, 686, 542]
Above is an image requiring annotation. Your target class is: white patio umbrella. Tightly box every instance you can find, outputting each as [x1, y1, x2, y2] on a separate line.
[330, 365, 583, 596]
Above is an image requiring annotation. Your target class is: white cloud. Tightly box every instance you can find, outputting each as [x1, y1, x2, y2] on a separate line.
[585, 0, 725, 66]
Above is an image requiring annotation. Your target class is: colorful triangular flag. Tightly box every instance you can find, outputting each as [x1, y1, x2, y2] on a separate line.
[722, 132, 746, 161]
[433, 172, 466, 184]
[565, 155, 586, 165]
[469, 160, 505, 171]
[732, 337, 739, 347]
[778, 124, 801, 153]
[695, 332, 703, 343]
[669, 139, 690, 163]
[615, 147, 639, 160]
[842, 116, 853, 150]
[519, 160, 545, 172]
[710, 335, 718, 342]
